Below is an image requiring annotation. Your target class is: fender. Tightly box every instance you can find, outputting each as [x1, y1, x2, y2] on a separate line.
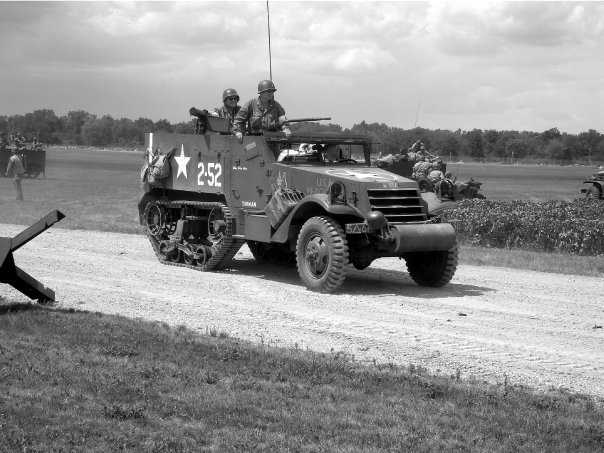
[271, 194, 364, 243]
[581, 180, 604, 191]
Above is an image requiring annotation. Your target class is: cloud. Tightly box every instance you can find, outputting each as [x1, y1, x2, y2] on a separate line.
[0, 1, 602, 134]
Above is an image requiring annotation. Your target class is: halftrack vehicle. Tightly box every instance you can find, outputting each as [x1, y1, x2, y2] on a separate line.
[138, 111, 458, 293]
[581, 169, 604, 199]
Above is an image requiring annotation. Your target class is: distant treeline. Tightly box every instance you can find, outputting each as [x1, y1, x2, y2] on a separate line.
[1, 109, 603, 165]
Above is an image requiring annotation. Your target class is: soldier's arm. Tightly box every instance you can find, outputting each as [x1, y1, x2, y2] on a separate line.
[233, 101, 250, 134]
[275, 103, 291, 136]
[276, 104, 290, 130]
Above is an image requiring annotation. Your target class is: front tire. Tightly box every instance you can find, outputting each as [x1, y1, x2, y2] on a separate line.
[417, 178, 432, 192]
[296, 216, 349, 293]
[585, 185, 602, 199]
[404, 245, 458, 287]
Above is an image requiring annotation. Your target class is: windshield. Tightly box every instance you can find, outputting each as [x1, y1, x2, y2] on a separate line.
[272, 141, 371, 166]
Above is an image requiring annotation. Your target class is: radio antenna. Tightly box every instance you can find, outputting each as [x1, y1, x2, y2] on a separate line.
[266, 1, 272, 81]
[414, 96, 421, 128]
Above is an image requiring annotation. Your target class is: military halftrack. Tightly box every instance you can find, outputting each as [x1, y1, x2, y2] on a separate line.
[138, 111, 458, 293]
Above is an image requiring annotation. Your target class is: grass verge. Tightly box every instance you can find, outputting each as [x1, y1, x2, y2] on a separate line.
[1, 304, 603, 452]
[459, 245, 604, 278]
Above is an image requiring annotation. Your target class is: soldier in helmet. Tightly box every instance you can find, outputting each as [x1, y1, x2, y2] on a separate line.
[209, 88, 241, 129]
[417, 144, 437, 161]
[14, 132, 26, 151]
[233, 79, 292, 143]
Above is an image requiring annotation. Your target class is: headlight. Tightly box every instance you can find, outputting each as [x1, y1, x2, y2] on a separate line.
[328, 181, 346, 205]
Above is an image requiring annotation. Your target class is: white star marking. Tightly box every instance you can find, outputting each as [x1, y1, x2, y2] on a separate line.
[174, 144, 191, 179]
[326, 169, 397, 182]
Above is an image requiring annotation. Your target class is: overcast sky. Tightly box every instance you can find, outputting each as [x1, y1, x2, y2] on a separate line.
[0, 1, 602, 134]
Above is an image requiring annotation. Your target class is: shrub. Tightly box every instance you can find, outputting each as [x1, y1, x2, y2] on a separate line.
[444, 199, 604, 256]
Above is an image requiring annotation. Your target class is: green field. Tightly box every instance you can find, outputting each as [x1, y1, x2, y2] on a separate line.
[445, 161, 598, 201]
[0, 147, 596, 225]
[0, 148, 143, 233]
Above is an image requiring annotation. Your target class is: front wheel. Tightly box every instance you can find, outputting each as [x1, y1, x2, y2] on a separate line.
[404, 245, 458, 287]
[585, 185, 602, 199]
[417, 178, 432, 192]
[296, 216, 349, 293]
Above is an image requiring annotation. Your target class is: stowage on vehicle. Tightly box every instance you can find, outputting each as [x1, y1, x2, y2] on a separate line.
[581, 169, 604, 199]
[138, 111, 458, 293]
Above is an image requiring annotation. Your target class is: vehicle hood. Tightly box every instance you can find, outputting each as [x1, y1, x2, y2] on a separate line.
[274, 164, 418, 193]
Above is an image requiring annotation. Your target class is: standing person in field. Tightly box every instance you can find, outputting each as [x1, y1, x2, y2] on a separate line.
[233, 79, 292, 142]
[209, 88, 241, 131]
[6, 148, 26, 201]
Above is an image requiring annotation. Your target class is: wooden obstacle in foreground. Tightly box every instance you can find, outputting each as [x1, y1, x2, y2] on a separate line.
[0, 210, 65, 302]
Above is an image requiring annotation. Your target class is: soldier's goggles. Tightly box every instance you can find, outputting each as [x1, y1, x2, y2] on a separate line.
[226, 97, 239, 101]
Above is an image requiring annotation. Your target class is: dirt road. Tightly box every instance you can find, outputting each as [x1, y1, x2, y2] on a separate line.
[1, 224, 603, 400]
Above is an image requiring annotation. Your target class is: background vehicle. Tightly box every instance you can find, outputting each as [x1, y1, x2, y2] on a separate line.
[138, 111, 458, 293]
[581, 170, 604, 199]
[374, 154, 485, 201]
[454, 177, 485, 200]
[0, 143, 46, 178]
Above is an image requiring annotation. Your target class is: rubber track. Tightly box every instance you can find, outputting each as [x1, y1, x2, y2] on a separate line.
[145, 200, 244, 272]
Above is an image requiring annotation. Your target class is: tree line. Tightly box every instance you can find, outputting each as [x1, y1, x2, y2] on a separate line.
[1, 109, 603, 165]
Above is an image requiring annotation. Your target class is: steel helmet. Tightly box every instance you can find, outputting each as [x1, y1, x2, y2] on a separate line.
[257, 79, 277, 94]
[222, 88, 239, 102]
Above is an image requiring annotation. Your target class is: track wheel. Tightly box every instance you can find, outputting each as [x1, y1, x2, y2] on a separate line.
[145, 202, 164, 237]
[296, 216, 349, 293]
[158, 241, 171, 261]
[169, 247, 182, 263]
[404, 245, 458, 287]
[195, 245, 212, 268]
[183, 244, 196, 265]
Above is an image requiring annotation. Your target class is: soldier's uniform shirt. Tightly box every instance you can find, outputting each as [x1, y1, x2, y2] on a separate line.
[213, 105, 241, 128]
[233, 98, 290, 134]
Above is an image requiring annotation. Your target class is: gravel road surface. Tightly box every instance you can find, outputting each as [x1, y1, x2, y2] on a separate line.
[1, 224, 603, 400]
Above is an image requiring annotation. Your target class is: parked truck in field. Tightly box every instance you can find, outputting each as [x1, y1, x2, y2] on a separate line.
[138, 111, 458, 293]
[0, 139, 46, 179]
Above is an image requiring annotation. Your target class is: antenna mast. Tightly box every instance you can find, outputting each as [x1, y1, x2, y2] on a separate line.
[266, 1, 272, 81]
[414, 96, 421, 128]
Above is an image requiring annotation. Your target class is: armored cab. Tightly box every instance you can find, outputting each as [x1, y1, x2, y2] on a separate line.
[138, 112, 458, 293]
